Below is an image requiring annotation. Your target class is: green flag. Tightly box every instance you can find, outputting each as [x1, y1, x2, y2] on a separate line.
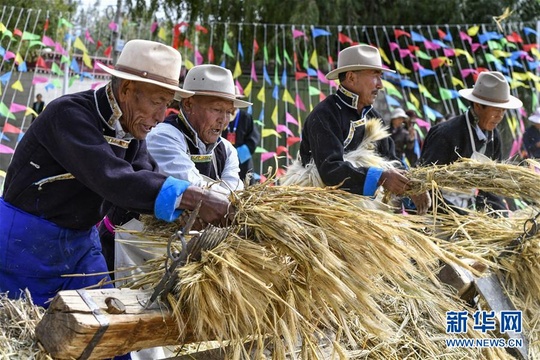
[283, 49, 292, 66]
[222, 41, 234, 58]
[0, 102, 15, 119]
[51, 62, 64, 76]
[308, 86, 320, 96]
[22, 31, 40, 41]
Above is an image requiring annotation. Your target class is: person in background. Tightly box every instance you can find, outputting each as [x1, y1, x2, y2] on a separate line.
[222, 94, 261, 185]
[522, 107, 540, 159]
[288, 44, 430, 214]
[31, 93, 45, 122]
[0, 40, 232, 309]
[419, 71, 523, 213]
[389, 108, 415, 168]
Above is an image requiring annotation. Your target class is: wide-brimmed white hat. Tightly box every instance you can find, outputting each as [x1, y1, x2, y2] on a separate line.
[97, 39, 194, 98]
[529, 107, 540, 124]
[178, 64, 252, 108]
[458, 71, 522, 109]
[390, 108, 409, 120]
[326, 44, 396, 80]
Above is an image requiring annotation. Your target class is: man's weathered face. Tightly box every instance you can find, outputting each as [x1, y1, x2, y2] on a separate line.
[184, 95, 235, 144]
[343, 69, 384, 109]
[117, 81, 174, 140]
[475, 103, 506, 132]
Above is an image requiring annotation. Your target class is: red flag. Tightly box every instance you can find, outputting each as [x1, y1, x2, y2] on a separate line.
[253, 39, 259, 55]
[183, 38, 193, 49]
[104, 45, 112, 58]
[294, 52, 301, 71]
[172, 24, 182, 49]
[207, 46, 214, 63]
[286, 136, 301, 146]
[44, 18, 49, 31]
[36, 56, 48, 69]
[96, 40, 103, 50]
[327, 55, 334, 68]
[408, 45, 420, 52]
[319, 93, 326, 102]
[195, 24, 208, 34]
[338, 32, 352, 44]
[295, 72, 308, 80]
[13, 28, 22, 37]
[506, 31, 523, 43]
[3, 123, 23, 134]
[276, 145, 289, 156]
[394, 29, 410, 38]
[430, 57, 446, 69]
[523, 43, 538, 52]
[437, 29, 447, 39]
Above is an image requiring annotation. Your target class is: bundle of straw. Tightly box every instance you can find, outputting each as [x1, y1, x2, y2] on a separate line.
[0, 290, 50, 360]
[407, 158, 540, 202]
[131, 185, 512, 359]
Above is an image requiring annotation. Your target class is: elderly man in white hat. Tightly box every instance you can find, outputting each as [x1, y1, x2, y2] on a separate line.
[287, 44, 430, 214]
[523, 107, 540, 159]
[420, 71, 523, 213]
[0, 40, 233, 309]
[147, 64, 251, 194]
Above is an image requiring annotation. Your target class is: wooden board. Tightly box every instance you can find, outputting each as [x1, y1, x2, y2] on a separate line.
[36, 288, 196, 360]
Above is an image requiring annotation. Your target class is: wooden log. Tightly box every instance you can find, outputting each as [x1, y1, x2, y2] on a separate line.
[36, 288, 196, 360]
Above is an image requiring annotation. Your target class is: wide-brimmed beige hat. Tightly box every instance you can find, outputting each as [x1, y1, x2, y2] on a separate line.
[97, 39, 194, 98]
[326, 44, 396, 80]
[390, 108, 409, 120]
[458, 71, 522, 109]
[529, 107, 540, 124]
[177, 64, 252, 108]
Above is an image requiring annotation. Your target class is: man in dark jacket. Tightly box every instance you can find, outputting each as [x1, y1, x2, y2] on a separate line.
[295, 44, 430, 213]
[0, 40, 232, 308]
[419, 71, 522, 213]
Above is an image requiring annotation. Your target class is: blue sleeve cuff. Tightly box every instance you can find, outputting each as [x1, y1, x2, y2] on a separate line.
[363, 167, 384, 197]
[237, 144, 251, 164]
[154, 177, 190, 222]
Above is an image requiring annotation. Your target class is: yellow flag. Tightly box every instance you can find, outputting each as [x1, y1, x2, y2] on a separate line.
[184, 58, 194, 70]
[11, 80, 23, 92]
[233, 61, 242, 79]
[73, 37, 88, 53]
[409, 92, 420, 109]
[0, 23, 6, 33]
[244, 81, 252, 97]
[492, 49, 510, 58]
[394, 60, 411, 74]
[454, 49, 474, 64]
[158, 27, 167, 41]
[378, 47, 391, 64]
[467, 25, 480, 37]
[82, 52, 92, 69]
[26, 107, 38, 117]
[528, 71, 540, 82]
[532, 47, 540, 59]
[507, 116, 517, 134]
[271, 105, 278, 126]
[262, 128, 281, 138]
[309, 50, 318, 69]
[536, 82, 540, 92]
[257, 86, 265, 103]
[14, 52, 23, 65]
[282, 88, 295, 105]
[451, 76, 465, 88]
[511, 72, 529, 81]
[509, 79, 528, 89]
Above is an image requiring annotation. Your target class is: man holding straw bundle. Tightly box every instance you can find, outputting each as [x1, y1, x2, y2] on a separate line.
[284, 44, 431, 214]
[419, 71, 522, 213]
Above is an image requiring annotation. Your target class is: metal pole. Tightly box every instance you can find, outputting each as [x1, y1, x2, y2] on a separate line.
[112, 0, 123, 64]
[62, 29, 72, 95]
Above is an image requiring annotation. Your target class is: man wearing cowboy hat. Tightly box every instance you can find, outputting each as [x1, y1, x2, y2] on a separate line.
[293, 44, 431, 214]
[419, 71, 523, 213]
[0, 40, 232, 308]
[522, 107, 540, 159]
[147, 64, 252, 193]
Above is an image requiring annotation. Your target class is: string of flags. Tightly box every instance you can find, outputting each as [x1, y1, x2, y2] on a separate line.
[0, 9, 539, 178]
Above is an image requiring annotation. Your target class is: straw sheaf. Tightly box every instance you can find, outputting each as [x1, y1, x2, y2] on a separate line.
[132, 185, 509, 359]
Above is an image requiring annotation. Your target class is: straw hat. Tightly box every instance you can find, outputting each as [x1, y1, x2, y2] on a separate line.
[326, 44, 396, 80]
[178, 64, 252, 108]
[528, 107, 540, 124]
[458, 71, 522, 109]
[97, 39, 194, 98]
[390, 108, 409, 120]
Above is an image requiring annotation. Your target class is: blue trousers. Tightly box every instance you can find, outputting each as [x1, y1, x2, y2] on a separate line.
[0, 198, 112, 307]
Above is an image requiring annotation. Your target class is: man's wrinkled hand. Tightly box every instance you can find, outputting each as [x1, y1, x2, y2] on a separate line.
[409, 191, 431, 215]
[199, 190, 235, 227]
